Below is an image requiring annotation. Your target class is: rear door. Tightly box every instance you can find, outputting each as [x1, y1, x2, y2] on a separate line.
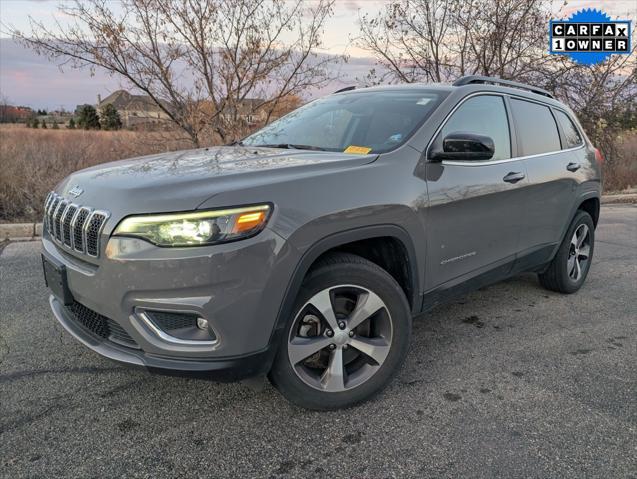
[510, 98, 582, 267]
[423, 94, 529, 293]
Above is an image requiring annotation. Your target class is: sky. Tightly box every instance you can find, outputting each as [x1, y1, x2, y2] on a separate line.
[0, 0, 635, 110]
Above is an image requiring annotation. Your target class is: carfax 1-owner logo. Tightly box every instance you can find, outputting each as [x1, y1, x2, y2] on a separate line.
[550, 8, 632, 65]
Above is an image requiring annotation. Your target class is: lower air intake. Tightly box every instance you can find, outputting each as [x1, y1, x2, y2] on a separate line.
[65, 301, 139, 349]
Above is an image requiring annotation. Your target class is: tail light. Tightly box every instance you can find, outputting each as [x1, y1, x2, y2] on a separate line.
[594, 148, 604, 164]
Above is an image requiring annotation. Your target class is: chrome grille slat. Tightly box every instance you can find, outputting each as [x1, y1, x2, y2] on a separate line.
[72, 207, 91, 253]
[85, 211, 108, 257]
[62, 205, 78, 247]
[44, 192, 109, 258]
[43, 193, 54, 231]
[48, 197, 61, 235]
[53, 200, 68, 241]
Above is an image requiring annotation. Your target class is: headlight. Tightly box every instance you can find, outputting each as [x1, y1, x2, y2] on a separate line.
[113, 204, 271, 246]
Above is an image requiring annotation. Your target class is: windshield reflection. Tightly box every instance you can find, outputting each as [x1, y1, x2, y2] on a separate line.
[242, 90, 444, 154]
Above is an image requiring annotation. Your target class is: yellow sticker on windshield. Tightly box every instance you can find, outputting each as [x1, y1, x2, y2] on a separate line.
[344, 145, 372, 155]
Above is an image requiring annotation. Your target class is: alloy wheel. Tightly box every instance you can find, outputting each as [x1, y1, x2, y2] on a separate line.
[568, 223, 591, 282]
[287, 285, 393, 392]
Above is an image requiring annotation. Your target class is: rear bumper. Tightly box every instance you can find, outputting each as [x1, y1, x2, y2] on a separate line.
[49, 294, 275, 380]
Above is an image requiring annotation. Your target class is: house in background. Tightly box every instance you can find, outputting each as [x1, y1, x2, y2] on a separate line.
[97, 90, 172, 128]
[221, 98, 267, 126]
[0, 105, 33, 123]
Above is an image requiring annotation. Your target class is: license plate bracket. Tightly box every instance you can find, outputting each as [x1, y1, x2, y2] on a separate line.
[42, 254, 74, 305]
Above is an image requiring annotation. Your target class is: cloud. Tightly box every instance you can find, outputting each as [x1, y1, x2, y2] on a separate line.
[0, 39, 123, 109]
[0, 39, 380, 109]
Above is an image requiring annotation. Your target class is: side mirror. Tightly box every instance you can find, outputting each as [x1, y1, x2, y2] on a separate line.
[429, 132, 495, 161]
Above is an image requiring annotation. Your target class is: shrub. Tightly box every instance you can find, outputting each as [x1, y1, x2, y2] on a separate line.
[100, 103, 123, 130]
[76, 105, 100, 130]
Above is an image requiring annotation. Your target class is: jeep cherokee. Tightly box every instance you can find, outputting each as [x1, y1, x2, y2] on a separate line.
[41, 76, 602, 410]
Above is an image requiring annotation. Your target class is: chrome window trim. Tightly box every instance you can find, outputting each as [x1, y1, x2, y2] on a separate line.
[425, 91, 585, 167]
[137, 311, 219, 347]
[443, 144, 586, 167]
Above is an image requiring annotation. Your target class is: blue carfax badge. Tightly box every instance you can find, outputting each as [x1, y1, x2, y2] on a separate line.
[549, 8, 632, 65]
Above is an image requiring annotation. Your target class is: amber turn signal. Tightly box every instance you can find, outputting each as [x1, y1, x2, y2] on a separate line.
[233, 211, 267, 234]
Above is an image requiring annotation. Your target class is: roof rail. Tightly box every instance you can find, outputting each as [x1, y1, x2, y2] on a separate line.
[452, 75, 554, 99]
[333, 86, 356, 94]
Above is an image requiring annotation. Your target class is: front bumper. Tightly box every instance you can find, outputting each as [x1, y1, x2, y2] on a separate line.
[42, 226, 294, 379]
[49, 295, 274, 380]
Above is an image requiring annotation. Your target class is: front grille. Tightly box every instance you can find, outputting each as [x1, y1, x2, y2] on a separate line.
[65, 301, 139, 348]
[44, 192, 109, 258]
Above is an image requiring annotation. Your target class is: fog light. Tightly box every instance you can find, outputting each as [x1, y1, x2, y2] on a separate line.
[196, 317, 209, 330]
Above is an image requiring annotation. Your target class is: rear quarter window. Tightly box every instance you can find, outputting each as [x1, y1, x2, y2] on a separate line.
[510, 99, 561, 156]
[554, 110, 583, 148]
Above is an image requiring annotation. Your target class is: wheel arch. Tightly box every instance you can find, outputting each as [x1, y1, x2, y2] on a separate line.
[268, 225, 420, 348]
[577, 196, 600, 227]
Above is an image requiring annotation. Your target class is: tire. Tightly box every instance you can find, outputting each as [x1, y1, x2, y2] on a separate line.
[268, 252, 412, 410]
[539, 210, 595, 294]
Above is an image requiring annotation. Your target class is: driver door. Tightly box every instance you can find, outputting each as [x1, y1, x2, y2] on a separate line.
[423, 94, 528, 294]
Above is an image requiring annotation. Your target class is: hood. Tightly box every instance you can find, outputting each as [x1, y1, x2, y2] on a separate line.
[56, 146, 376, 217]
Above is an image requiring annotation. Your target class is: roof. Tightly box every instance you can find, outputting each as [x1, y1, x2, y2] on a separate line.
[334, 77, 562, 106]
[335, 83, 455, 94]
[98, 90, 169, 112]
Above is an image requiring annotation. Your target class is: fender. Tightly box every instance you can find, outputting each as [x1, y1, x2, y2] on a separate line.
[263, 224, 421, 362]
[551, 189, 600, 259]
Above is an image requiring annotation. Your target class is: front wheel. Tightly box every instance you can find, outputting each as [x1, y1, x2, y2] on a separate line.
[269, 253, 411, 410]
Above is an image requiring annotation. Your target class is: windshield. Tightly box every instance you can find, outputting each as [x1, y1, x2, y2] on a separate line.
[242, 90, 445, 154]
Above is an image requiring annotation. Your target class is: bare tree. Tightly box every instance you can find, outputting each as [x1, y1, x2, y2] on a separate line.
[356, 0, 637, 188]
[11, 0, 342, 146]
[356, 0, 558, 84]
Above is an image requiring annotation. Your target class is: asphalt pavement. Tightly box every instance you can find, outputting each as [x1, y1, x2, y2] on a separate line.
[1, 205, 636, 478]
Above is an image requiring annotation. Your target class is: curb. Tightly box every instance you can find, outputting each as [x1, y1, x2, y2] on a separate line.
[0, 223, 40, 242]
[1, 194, 635, 242]
[600, 193, 637, 204]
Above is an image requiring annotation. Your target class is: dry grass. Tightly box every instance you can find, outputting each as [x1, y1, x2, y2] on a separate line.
[0, 124, 194, 222]
[609, 131, 637, 192]
[1, 124, 636, 223]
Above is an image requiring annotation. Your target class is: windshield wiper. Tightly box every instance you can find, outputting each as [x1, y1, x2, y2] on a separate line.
[250, 143, 327, 151]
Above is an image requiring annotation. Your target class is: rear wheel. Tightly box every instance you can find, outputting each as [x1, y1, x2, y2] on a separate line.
[539, 210, 595, 294]
[269, 253, 411, 410]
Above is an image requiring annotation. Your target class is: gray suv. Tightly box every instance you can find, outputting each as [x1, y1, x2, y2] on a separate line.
[41, 76, 602, 409]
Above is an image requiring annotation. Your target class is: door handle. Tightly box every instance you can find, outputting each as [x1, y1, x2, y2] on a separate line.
[567, 162, 581, 172]
[503, 171, 525, 183]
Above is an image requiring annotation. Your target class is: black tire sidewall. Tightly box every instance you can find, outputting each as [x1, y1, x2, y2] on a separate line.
[554, 211, 595, 293]
[269, 258, 412, 410]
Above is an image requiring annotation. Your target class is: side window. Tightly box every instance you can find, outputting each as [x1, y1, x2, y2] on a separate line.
[510, 99, 561, 156]
[438, 95, 511, 160]
[554, 110, 583, 149]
